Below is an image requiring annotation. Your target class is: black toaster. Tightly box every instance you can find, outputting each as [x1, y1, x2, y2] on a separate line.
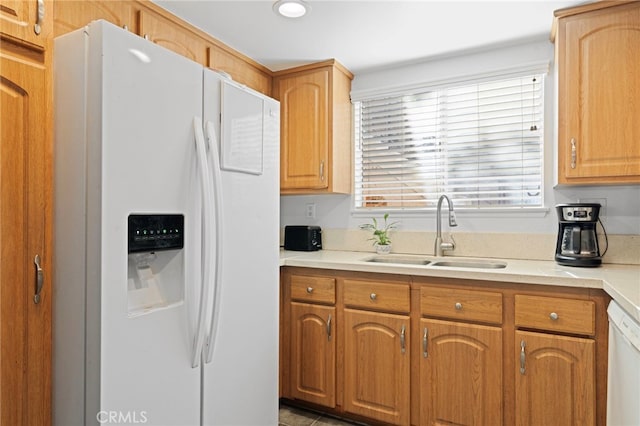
[284, 226, 322, 251]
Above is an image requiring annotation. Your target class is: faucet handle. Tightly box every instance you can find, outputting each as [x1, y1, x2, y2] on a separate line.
[449, 210, 458, 227]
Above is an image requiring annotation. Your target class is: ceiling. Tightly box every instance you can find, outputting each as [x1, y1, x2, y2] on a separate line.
[153, 0, 585, 74]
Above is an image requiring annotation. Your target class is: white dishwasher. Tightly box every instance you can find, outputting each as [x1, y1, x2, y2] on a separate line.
[607, 300, 640, 426]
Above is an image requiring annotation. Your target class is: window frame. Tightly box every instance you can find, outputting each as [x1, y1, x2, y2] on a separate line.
[352, 68, 548, 215]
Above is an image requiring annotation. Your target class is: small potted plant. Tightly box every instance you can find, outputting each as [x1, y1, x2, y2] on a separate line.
[359, 213, 398, 254]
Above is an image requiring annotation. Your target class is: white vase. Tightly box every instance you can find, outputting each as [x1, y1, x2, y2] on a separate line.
[375, 243, 392, 255]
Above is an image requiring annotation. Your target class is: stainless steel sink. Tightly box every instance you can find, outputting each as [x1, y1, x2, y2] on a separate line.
[365, 255, 431, 265]
[431, 260, 507, 269]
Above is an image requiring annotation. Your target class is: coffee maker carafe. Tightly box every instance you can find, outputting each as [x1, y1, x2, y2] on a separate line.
[555, 203, 602, 267]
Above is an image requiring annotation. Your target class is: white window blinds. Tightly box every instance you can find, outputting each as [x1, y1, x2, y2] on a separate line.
[354, 74, 544, 210]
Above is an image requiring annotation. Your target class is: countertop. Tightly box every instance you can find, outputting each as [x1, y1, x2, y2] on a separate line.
[280, 249, 640, 322]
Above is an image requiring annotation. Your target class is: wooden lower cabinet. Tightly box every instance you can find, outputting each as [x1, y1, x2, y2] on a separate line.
[280, 268, 609, 426]
[420, 319, 503, 426]
[343, 309, 410, 426]
[290, 302, 336, 408]
[1, 46, 51, 426]
[515, 330, 595, 426]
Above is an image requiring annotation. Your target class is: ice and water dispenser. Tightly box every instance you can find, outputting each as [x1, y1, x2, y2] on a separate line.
[127, 214, 185, 316]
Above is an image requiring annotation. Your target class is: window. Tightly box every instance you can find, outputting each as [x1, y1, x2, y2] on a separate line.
[354, 74, 544, 210]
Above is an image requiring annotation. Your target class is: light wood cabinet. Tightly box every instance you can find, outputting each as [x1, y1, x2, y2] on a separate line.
[283, 274, 337, 408]
[273, 60, 353, 194]
[280, 270, 609, 426]
[53, 1, 273, 95]
[53, 0, 132, 37]
[515, 331, 595, 426]
[514, 294, 598, 425]
[420, 319, 502, 426]
[419, 286, 503, 426]
[1, 37, 51, 426]
[343, 309, 410, 426]
[138, 9, 207, 65]
[0, 0, 51, 49]
[290, 302, 336, 408]
[208, 45, 271, 96]
[555, 1, 640, 184]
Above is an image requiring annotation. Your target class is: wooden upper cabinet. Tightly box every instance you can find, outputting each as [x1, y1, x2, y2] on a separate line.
[555, 1, 640, 184]
[0, 0, 52, 48]
[138, 9, 207, 66]
[53, 0, 132, 37]
[208, 45, 271, 96]
[274, 60, 353, 194]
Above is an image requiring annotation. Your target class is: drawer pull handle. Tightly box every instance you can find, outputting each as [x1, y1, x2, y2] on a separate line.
[306, 287, 313, 294]
[326, 314, 332, 341]
[520, 340, 526, 374]
[370, 293, 377, 301]
[34, 0, 44, 35]
[33, 254, 44, 304]
[549, 312, 559, 321]
[423, 327, 428, 358]
[455, 302, 462, 310]
[400, 325, 406, 354]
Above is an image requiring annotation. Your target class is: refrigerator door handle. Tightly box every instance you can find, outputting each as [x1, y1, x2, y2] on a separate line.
[204, 120, 224, 364]
[191, 117, 215, 368]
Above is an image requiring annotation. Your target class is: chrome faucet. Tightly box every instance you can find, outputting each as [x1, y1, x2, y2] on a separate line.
[434, 195, 458, 257]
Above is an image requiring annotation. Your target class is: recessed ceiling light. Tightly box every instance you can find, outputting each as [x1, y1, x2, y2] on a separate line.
[273, 0, 310, 19]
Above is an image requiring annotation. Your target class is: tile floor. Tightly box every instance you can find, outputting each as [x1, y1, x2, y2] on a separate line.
[278, 404, 367, 426]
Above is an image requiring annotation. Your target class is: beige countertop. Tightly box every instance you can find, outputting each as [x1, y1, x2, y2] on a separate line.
[280, 249, 640, 322]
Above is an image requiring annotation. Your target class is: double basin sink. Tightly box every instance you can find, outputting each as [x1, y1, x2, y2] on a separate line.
[365, 254, 507, 269]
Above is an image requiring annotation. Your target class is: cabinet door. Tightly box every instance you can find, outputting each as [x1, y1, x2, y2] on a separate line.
[277, 69, 329, 190]
[290, 302, 336, 408]
[343, 309, 410, 426]
[1, 49, 50, 426]
[420, 319, 502, 426]
[208, 45, 271, 96]
[53, 0, 132, 37]
[515, 330, 595, 426]
[138, 9, 208, 66]
[558, 2, 640, 183]
[0, 0, 51, 48]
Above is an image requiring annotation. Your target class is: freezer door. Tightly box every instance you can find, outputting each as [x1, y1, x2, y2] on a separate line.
[55, 20, 205, 425]
[201, 70, 281, 426]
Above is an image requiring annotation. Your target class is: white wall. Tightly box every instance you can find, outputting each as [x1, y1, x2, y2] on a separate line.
[280, 38, 640, 236]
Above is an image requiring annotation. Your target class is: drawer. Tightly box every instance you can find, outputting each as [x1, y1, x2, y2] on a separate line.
[343, 279, 410, 313]
[515, 295, 595, 336]
[421, 287, 503, 325]
[290, 275, 336, 304]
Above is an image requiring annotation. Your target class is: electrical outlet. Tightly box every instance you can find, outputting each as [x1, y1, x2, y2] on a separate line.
[305, 203, 316, 219]
[578, 197, 607, 219]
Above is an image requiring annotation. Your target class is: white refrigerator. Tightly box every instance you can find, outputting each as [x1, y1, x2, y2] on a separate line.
[53, 20, 280, 426]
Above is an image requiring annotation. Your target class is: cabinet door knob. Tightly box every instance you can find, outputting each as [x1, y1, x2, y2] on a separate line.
[370, 293, 377, 301]
[549, 312, 559, 321]
[455, 302, 463, 310]
[306, 287, 313, 294]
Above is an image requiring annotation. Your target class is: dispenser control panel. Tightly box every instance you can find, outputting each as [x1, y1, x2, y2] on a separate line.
[128, 214, 184, 253]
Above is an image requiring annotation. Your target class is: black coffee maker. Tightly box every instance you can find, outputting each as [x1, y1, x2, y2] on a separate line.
[555, 203, 602, 267]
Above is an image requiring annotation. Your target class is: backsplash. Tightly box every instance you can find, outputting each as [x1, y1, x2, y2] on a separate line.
[281, 229, 640, 265]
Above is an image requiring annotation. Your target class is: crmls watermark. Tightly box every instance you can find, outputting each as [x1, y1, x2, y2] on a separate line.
[96, 410, 148, 424]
